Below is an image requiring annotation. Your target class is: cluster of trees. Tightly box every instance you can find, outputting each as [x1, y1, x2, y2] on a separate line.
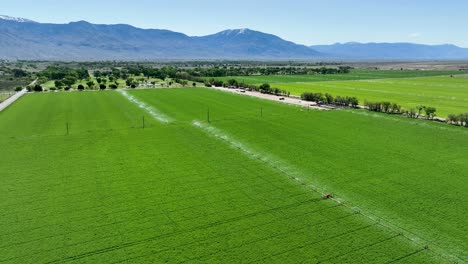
[76, 83, 118, 91]
[37, 66, 90, 89]
[301, 92, 358, 107]
[185, 66, 352, 77]
[404, 105, 436, 119]
[204, 78, 289, 96]
[116, 65, 352, 80]
[447, 113, 468, 127]
[0, 67, 31, 78]
[256, 84, 290, 96]
[364, 101, 403, 114]
[38, 66, 89, 80]
[204, 78, 259, 91]
[365, 101, 438, 120]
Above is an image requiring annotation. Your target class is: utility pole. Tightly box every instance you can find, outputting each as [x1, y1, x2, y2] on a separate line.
[207, 108, 210, 123]
[142, 116, 145, 129]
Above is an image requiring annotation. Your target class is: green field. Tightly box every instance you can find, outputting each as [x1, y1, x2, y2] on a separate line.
[212, 69, 463, 84]
[1, 89, 467, 263]
[275, 76, 468, 117]
[42, 77, 198, 90]
[214, 71, 468, 117]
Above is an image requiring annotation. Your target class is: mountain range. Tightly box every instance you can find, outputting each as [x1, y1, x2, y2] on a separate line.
[311, 42, 468, 60]
[1, 15, 468, 61]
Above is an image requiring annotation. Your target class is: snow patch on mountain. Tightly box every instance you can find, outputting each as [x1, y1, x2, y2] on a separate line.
[0, 15, 36, 23]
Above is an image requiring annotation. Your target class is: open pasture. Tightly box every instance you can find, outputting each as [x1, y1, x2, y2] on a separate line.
[212, 69, 463, 84]
[0, 89, 466, 263]
[275, 76, 468, 117]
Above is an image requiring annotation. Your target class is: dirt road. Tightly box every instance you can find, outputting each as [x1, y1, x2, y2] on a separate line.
[210, 86, 332, 110]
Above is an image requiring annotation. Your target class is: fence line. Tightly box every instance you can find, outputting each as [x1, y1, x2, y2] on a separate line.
[0, 89, 27, 112]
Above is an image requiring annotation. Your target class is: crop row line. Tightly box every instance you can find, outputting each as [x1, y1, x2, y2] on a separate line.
[179, 212, 360, 263]
[384, 247, 428, 264]
[0, 164, 281, 219]
[40, 198, 323, 263]
[0, 177, 301, 239]
[114, 204, 352, 264]
[317, 233, 402, 263]
[247, 223, 378, 264]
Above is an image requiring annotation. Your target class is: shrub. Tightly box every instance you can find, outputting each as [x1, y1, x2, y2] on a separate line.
[33, 84, 43, 92]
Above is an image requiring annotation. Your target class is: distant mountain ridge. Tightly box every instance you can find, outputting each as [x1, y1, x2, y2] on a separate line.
[1, 15, 468, 60]
[0, 16, 319, 60]
[311, 42, 468, 60]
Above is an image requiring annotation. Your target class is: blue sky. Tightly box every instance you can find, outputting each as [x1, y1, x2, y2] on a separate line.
[2, 0, 468, 47]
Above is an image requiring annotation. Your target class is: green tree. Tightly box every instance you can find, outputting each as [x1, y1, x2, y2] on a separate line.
[458, 113, 468, 127]
[55, 80, 65, 89]
[350, 97, 359, 108]
[417, 105, 426, 117]
[407, 108, 417, 118]
[424, 107, 436, 119]
[259, 83, 271, 93]
[63, 76, 77, 87]
[382, 102, 391, 113]
[86, 81, 95, 90]
[447, 114, 459, 124]
[126, 78, 135, 87]
[33, 84, 43, 92]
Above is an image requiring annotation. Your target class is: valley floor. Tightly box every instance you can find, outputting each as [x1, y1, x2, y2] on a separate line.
[1, 89, 466, 263]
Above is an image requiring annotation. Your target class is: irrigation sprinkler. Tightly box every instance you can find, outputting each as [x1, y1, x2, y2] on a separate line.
[207, 107, 210, 123]
[142, 116, 145, 129]
[261, 107, 263, 117]
[66, 122, 69, 135]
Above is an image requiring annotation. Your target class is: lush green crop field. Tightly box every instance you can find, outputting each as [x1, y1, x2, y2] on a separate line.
[0, 89, 465, 263]
[128, 88, 468, 261]
[212, 69, 462, 84]
[274, 76, 468, 117]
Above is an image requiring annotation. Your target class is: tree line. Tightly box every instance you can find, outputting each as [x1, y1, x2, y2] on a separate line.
[301, 92, 359, 107]
[105, 65, 353, 79]
[447, 113, 468, 127]
[204, 79, 290, 96]
[183, 66, 352, 77]
[365, 101, 438, 120]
